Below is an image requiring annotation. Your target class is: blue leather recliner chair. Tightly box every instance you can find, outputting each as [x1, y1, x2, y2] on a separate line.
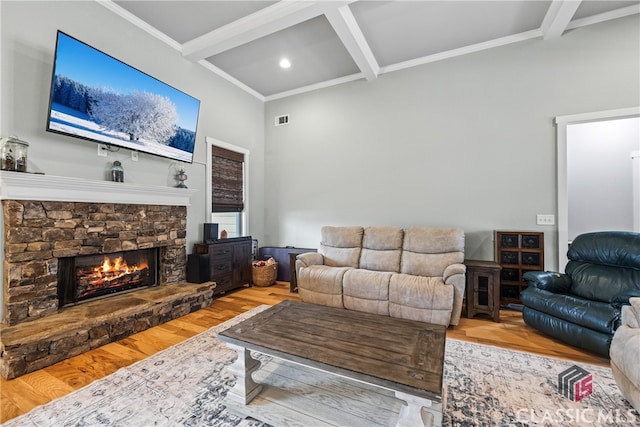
[520, 231, 640, 357]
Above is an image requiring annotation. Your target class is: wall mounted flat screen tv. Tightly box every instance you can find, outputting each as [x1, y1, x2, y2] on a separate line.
[46, 31, 200, 163]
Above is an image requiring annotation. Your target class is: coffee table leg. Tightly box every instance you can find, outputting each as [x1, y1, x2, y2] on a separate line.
[225, 343, 263, 405]
[394, 391, 443, 427]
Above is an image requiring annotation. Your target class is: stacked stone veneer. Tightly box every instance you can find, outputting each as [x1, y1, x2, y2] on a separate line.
[2, 200, 188, 326]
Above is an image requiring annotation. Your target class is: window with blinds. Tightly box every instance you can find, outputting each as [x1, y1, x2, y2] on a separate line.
[211, 146, 244, 213]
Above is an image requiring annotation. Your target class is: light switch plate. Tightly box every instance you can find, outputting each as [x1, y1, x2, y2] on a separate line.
[536, 214, 555, 225]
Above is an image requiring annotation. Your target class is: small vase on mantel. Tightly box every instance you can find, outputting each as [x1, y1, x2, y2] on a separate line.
[175, 168, 188, 188]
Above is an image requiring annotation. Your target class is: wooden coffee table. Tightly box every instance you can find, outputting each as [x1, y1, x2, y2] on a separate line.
[218, 300, 446, 427]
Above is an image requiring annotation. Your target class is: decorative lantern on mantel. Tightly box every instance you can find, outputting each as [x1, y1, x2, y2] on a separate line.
[0, 135, 29, 172]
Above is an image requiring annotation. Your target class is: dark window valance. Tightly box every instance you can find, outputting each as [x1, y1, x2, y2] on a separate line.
[212, 146, 244, 212]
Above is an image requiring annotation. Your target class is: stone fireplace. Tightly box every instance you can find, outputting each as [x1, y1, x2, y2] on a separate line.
[0, 172, 216, 379]
[2, 199, 190, 325]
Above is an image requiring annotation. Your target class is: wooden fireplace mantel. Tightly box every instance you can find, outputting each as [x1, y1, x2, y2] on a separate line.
[0, 171, 198, 206]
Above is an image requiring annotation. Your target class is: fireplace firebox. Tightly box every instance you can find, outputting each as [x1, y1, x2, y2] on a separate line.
[58, 248, 159, 307]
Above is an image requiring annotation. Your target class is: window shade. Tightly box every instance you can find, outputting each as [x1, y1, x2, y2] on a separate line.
[211, 146, 244, 212]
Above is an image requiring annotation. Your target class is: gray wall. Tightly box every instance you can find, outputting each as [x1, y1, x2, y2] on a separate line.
[0, 1, 266, 252]
[264, 15, 640, 271]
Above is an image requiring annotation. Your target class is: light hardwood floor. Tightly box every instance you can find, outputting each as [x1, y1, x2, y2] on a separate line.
[0, 282, 610, 423]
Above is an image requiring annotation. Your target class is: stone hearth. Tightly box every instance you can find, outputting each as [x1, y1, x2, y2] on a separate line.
[0, 172, 211, 379]
[0, 281, 215, 379]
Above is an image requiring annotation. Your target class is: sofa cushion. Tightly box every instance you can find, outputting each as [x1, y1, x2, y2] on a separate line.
[297, 265, 351, 308]
[566, 261, 640, 303]
[520, 286, 620, 334]
[359, 226, 403, 272]
[400, 227, 464, 277]
[319, 226, 363, 268]
[388, 273, 454, 326]
[343, 269, 391, 315]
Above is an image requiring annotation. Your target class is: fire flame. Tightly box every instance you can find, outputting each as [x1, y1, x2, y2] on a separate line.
[75, 253, 152, 300]
[96, 256, 148, 276]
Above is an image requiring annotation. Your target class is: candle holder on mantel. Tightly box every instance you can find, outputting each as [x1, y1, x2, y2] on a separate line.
[175, 168, 188, 188]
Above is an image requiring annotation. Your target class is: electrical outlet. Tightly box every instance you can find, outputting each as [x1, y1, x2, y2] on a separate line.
[536, 214, 555, 225]
[98, 144, 108, 157]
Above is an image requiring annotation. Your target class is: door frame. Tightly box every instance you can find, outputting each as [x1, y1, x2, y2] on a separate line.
[555, 107, 640, 270]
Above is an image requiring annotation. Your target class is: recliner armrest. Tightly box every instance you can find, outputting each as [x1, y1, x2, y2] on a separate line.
[522, 271, 572, 294]
[443, 263, 466, 283]
[296, 252, 324, 268]
[621, 297, 640, 328]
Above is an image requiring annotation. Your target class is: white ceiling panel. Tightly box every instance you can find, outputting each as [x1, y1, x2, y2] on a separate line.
[113, 1, 277, 43]
[350, 1, 551, 66]
[101, 0, 640, 100]
[206, 15, 360, 96]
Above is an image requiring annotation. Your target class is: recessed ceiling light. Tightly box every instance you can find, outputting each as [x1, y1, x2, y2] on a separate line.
[279, 58, 291, 69]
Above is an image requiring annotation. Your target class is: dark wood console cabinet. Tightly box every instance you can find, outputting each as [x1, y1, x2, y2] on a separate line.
[193, 237, 252, 294]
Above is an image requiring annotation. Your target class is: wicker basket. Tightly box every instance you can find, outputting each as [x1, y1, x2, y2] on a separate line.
[252, 262, 277, 287]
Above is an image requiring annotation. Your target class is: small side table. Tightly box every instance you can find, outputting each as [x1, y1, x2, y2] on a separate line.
[464, 259, 502, 322]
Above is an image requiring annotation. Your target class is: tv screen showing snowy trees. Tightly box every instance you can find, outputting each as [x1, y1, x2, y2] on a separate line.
[46, 31, 200, 163]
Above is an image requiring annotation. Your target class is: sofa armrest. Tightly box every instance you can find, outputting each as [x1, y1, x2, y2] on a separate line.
[621, 297, 640, 328]
[443, 263, 466, 326]
[522, 271, 572, 294]
[295, 253, 325, 289]
[296, 252, 324, 268]
[612, 290, 640, 308]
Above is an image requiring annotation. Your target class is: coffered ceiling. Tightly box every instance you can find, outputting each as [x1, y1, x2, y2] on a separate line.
[102, 1, 640, 101]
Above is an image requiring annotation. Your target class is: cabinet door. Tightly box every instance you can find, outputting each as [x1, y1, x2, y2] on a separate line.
[472, 270, 491, 311]
[232, 240, 252, 286]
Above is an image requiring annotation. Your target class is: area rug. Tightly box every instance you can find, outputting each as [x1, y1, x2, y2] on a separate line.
[3, 305, 637, 427]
